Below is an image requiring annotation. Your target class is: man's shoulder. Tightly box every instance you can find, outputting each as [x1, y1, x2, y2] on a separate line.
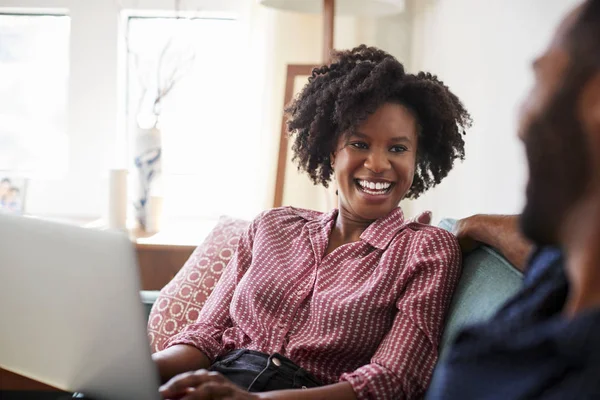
[523, 246, 565, 285]
[528, 246, 563, 266]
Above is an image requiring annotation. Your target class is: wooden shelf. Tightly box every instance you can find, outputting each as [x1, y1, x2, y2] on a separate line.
[131, 220, 218, 290]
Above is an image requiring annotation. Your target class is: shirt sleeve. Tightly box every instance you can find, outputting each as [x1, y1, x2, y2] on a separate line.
[164, 215, 260, 362]
[340, 229, 462, 400]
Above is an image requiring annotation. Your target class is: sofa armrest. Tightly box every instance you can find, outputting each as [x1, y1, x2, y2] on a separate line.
[140, 290, 160, 322]
[436, 218, 523, 359]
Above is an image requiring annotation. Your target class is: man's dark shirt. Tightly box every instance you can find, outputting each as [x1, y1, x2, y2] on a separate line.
[427, 247, 600, 399]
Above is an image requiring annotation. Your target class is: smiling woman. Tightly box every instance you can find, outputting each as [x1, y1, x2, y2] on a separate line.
[287, 45, 471, 201]
[152, 45, 472, 400]
[331, 103, 419, 221]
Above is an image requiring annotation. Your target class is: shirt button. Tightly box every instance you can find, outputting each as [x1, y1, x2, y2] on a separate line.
[272, 357, 282, 367]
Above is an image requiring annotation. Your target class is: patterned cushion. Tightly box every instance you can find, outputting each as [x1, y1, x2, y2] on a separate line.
[147, 216, 250, 353]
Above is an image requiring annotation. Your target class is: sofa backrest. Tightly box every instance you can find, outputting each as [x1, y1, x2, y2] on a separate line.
[146, 217, 250, 353]
[436, 218, 524, 360]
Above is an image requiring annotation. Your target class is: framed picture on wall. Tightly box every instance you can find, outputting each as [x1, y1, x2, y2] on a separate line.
[0, 175, 28, 215]
[273, 64, 337, 212]
[273, 64, 316, 208]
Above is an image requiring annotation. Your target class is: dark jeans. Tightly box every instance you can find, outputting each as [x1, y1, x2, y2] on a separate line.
[210, 349, 323, 392]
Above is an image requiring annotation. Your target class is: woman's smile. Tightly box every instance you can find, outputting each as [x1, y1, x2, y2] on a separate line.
[354, 179, 395, 201]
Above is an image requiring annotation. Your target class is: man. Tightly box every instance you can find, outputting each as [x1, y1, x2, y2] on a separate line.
[427, 1, 600, 398]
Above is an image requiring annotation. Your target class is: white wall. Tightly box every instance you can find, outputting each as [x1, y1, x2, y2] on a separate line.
[0, 0, 244, 219]
[401, 0, 581, 222]
[6, 0, 576, 221]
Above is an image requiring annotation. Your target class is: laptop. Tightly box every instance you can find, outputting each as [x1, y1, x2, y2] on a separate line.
[0, 213, 161, 400]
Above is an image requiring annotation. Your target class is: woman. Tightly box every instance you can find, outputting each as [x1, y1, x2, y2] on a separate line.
[155, 45, 471, 400]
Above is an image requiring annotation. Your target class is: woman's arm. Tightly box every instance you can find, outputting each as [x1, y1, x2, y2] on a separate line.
[453, 214, 534, 272]
[152, 344, 211, 384]
[155, 218, 260, 384]
[338, 229, 461, 399]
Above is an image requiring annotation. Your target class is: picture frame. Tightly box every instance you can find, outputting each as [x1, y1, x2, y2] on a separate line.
[273, 64, 319, 208]
[0, 175, 28, 215]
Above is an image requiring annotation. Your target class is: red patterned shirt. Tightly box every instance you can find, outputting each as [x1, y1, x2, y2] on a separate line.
[167, 207, 461, 399]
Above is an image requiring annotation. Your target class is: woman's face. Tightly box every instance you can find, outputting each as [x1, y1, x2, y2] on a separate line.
[332, 102, 418, 221]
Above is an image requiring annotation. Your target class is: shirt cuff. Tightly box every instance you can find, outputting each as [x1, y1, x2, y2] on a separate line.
[340, 363, 405, 400]
[164, 324, 224, 362]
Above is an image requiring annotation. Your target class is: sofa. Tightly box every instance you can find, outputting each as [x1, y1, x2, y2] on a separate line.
[139, 217, 524, 391]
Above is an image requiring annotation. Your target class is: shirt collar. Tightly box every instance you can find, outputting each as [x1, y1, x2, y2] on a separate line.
[291, 206, 407, 250]
[359, 207, 406, 250]
[289, 206, 336, 223]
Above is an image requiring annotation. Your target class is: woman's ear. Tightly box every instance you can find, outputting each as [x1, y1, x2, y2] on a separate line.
[330, 152, 336, 169]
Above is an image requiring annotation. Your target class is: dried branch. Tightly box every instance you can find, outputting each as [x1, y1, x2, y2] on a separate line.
[153, 51, 195, 113]
[156, 37, 174, 101]
[124, 28, 146, 112]
[126, 0, 196, 121]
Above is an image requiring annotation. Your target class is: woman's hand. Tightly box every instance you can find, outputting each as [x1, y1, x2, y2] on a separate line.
[160, 369, 259, 400]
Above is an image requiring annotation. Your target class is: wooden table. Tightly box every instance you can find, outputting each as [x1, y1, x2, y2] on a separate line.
[0, 368, 63, 392]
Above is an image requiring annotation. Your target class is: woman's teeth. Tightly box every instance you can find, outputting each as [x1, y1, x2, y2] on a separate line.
[357, 180, 392, 195]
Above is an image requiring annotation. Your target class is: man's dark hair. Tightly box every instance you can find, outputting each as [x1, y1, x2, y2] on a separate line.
[567, 0, 600, 70]
[1, 178, 10, 185]
[285, 45, 471, 199]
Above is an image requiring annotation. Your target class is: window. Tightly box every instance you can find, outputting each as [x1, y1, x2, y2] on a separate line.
[126, 16, 258, 219]
[0, 14, 70, 174]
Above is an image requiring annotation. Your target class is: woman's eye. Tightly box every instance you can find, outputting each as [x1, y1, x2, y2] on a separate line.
[390, 145, 408, 153]
[350, 142, 368, 150]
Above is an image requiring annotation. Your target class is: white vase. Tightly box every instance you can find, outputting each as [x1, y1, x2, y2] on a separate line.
[146, 195, 164, 233]
[132, 125, 162, 230]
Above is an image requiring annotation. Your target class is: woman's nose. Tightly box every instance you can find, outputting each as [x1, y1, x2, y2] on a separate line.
[364, 150, 391, 173]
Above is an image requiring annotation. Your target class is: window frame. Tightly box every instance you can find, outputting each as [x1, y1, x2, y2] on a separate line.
[0, 10, 70, 175]
[0, 0, 245, 218]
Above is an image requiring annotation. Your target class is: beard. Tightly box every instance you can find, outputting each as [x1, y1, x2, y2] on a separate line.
[520, 76, 592, 245]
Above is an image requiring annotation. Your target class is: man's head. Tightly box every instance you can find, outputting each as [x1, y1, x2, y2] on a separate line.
[519, 0, 600, 245]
